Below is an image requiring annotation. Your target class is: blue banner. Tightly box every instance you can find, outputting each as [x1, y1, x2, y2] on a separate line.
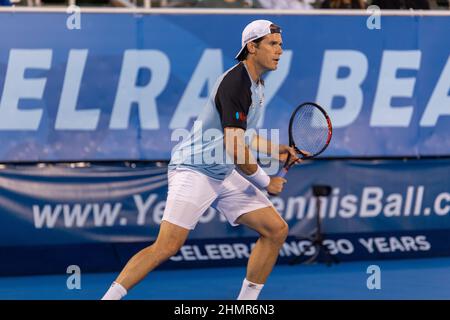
[2, 159, 449, 246]
[1, 158, 449, 274]
[1, 11, 450, 161]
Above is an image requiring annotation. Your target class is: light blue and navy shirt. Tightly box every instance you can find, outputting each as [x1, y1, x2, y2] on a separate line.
[169, 62, 265, 180]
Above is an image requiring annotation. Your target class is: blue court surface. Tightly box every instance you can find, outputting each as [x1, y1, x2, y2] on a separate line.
[0, 257, 449, 300]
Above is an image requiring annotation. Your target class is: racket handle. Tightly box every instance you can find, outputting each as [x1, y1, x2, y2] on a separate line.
[277, 167, 288, 178]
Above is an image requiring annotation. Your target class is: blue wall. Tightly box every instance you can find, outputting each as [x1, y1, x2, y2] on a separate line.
[1, 159, 449, 275]
[1, 11, 450, 275]
[0, 12, 449, 161]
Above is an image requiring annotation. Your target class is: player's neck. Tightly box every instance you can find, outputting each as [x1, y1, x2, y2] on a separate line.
[243, 60, 264, 84]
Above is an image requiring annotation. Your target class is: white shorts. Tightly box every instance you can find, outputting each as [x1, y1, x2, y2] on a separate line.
[162, 168, 274, 230]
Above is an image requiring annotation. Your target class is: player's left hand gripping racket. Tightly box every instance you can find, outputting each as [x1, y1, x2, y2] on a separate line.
[277, 102, 333, 177]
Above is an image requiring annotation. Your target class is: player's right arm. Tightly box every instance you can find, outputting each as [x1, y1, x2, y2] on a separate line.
[224, 127, 285, 195]
[215, 67, 285, 195]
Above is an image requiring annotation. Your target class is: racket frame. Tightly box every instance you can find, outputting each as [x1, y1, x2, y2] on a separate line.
[280, 102, 333, 175]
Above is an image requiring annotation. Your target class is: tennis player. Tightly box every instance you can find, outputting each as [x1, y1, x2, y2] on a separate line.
[102, 19, 300, 300]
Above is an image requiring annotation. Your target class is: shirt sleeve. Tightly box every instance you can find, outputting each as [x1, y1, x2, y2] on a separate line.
[215, 74, 252, 131]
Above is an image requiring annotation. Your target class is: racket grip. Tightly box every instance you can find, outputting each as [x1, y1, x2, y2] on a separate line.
[277, 167, 288, 178]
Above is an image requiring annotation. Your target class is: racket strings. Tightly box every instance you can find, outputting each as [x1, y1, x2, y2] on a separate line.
[291, 104, 330, 156]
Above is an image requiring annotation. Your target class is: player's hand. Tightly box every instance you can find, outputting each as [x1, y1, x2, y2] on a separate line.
[266, 176, 287, 196]
[279, 144, 303, 167]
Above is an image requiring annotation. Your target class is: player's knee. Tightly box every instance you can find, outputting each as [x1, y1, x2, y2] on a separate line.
[157, 241, 183, 259]
[267, 220, 289, 245]
[277, 221, 289, 243]
[167, 242, 183, 257]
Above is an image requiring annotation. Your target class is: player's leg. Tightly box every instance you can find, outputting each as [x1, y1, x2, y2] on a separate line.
[235, 206, 288, 284]
[115, 220, 190, 290]
[235, 206, 288, 289]
[102, 168, 219, 300]
[101, 221, 190, 300]
[215, 170, 288, 300]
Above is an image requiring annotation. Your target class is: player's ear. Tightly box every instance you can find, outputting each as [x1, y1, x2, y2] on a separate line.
[247, 42, 257, 54]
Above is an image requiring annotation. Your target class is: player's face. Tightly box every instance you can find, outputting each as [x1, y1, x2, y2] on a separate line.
[254, 33, 283, 71]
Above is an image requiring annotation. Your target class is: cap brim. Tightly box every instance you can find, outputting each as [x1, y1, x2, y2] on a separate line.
[235, 34, 268, 60]
[235, 45, 246, 60]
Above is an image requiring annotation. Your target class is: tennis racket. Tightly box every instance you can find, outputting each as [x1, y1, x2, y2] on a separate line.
[277, 102, 332, 177]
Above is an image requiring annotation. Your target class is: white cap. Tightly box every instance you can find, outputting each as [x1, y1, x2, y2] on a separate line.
[235, 20, 281, 60]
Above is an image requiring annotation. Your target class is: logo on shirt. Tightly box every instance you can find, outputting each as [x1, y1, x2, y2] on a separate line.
[259, 91, 265, 107]
[235, 112, 247, 121]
